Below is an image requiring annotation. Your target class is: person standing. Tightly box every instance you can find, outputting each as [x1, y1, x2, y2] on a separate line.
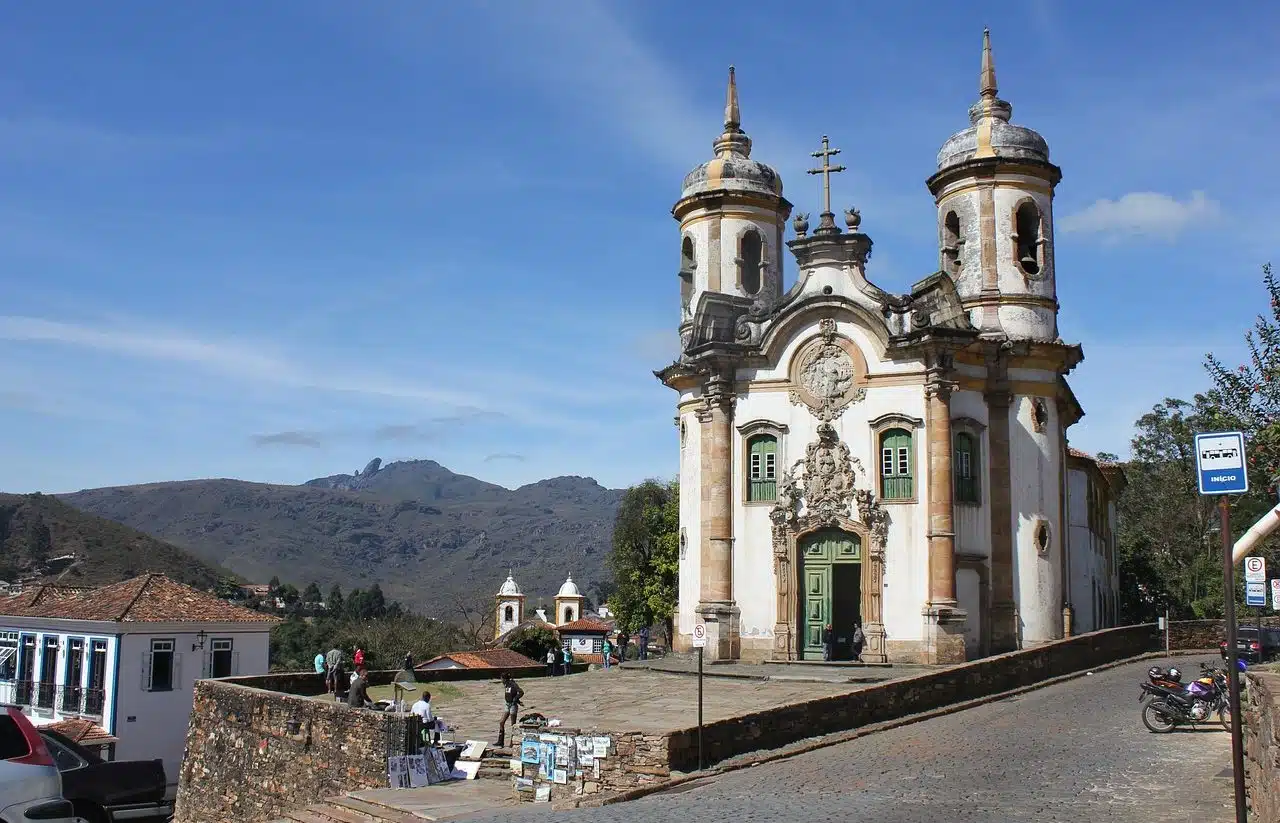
[496, 673, 524, 748]
[314, 651, 326, 675]
[545, 648, 557, 677]
[638, 627, 649, 660]
[354, 647, 365, 669]
[601, 638, 612, 670]
[822, 623, 834, 662]
[561, 646, 572, 675]
[851, 622, 866, 663]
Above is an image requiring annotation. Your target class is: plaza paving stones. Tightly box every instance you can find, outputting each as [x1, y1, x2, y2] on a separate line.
[466, 658, 1235, 823]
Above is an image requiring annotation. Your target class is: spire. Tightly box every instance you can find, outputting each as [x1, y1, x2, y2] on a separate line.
[979, 29, 998, 100]
[713, 65, 752, 158]
[724, 65, 740, 131]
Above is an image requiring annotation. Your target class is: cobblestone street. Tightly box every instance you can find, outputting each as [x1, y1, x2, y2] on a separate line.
[475, 658, 1235, 823]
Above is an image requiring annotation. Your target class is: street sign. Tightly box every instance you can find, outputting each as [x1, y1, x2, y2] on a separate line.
[1246, 582, 1267, 608]
[691, 623, 707, 648]
[1272, 579, 1280, 612]
[1245, 556, 1267, 584]
[1195, 431, 1249, 495]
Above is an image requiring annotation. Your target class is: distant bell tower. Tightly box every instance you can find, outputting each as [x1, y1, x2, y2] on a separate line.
[673, 67, 793, 351]
[926, 30, 1062, 341]
[494, 573, 525, 639]
[553, 576, 585, 626]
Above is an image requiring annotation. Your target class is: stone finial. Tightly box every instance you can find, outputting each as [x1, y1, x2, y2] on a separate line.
[793, 212, 810, 237]
[713, 66, 752, 157]
[844, 207, 861, 231]
[724, 65, 740, 131]
[980, 28, 998, 100]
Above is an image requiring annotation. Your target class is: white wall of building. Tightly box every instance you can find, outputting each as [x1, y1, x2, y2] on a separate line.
[115, 627, 270, 783]
[1009, 395, 1064, 645]
[0, 620, 120, 735]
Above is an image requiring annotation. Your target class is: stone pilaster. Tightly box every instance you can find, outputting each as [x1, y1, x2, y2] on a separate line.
[696, 371, 739, 661]
[924, 377, 967, 664]
[985, 387, 1017, 653]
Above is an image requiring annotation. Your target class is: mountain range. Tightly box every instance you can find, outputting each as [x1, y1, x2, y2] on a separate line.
[57, 458, 624, 613]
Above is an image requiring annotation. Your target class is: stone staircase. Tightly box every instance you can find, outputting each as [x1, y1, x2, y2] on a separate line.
[268, 748, 517, 823]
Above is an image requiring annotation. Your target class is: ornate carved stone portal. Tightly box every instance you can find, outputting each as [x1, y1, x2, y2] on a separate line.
[770, 422, 888, 662]
[788, 319, 867, 421]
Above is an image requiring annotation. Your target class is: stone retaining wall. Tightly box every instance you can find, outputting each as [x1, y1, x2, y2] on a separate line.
[173, 679, 421, 823]
[1165, 618, 1280, 652]
[665, 623, 1162, 771]
[1244, 671, 1280, 823]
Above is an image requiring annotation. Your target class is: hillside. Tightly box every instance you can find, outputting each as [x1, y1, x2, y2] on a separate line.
[0, 492, 230, 590]
[59, 459, 623, 613]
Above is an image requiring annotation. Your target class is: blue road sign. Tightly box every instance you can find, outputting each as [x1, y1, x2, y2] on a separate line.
[1246, 581, 1267, 608]
[1195, 431, 1249, 495]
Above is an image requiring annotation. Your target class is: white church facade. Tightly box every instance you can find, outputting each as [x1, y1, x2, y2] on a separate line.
[657, 32, 1123, 665]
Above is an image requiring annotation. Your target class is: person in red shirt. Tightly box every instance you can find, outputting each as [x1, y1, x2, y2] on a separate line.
[354, 648, 365, 668]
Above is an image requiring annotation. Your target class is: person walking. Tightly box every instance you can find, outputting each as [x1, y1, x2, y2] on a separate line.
[545, 648, 557, 677]
[822, 623, 834, 662]
[496, 673, 524, 748]
[851, 622, 866, 663]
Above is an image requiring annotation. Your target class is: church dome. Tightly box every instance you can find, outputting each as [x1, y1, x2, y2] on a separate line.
[679, 67, 784, 202]
[936, 30, 1051, 173]
[497, 575, 522, 597]
[557, 575, 581, 598]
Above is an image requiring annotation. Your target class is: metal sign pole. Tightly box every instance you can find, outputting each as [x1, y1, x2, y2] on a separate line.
[697, 646, 704, 772]
[1221, 498, 1247, 823]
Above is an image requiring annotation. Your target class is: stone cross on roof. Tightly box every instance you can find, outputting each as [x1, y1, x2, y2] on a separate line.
[806, 135, 846, 234]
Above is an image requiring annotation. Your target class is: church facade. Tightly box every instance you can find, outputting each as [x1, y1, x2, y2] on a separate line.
[657, 32, 1122, 665]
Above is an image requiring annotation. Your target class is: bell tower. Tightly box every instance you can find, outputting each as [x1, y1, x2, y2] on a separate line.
[494, 573, 524, 640]
[926, 30, 1062, 341]
[673, 67, 792, 350]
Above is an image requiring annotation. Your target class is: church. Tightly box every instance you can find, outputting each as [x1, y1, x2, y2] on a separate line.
[656, 31, 1124, 665]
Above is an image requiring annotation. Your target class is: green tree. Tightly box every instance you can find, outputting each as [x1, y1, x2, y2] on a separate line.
[608, 478, 679, 646]
[1205, 262, 1280, 495]
[267, 575, 281, 593]
[506, 625, 559, 662]
[26, 518, 52, 561]
[327, 584, 344, 615]
[214, 577, 242, 600]
[1116, 398, 1224, 621]
[301, 581, 322, 605]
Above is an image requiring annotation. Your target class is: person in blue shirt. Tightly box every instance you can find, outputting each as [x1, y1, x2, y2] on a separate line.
[314, 651, 325, 674]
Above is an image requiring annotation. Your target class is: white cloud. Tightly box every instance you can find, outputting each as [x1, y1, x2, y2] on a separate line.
[1059, 191, 1221, 242]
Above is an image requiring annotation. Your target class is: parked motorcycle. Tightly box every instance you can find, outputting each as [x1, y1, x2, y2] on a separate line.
[1139, 662, 1235, 733]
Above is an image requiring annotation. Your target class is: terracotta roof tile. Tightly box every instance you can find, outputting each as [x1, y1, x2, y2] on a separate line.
[556, 618, 613, 633]
[44, 717, 118, 745]
[417, 648, 539, 670]
[0, 574, 280, 624]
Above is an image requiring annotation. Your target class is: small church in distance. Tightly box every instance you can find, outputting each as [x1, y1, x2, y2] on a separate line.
[656, 32, 1125, 665]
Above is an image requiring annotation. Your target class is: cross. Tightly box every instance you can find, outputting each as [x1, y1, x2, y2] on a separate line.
[807, 135, 846, 218]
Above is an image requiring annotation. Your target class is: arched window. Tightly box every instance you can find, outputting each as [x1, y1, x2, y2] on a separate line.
[679, 236, 695, 314]
[942, 211, 963, 272]
[954, 432, 980, 503]
[739, 230, 763, 295]
[746, 434, 777, 501]
[1014, 202, 1043, 276]
[504, 605, 514, 623]
[563, 607, 574, 624]
[879, 428, 913, 500]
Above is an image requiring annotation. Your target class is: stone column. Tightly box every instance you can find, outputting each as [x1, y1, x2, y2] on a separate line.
[696, 372, 739, 661]
[985, 389, 1018, 653]
[923, 378, 968, 664]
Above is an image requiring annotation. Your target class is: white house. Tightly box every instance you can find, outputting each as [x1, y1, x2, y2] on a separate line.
[0, 573, 278, 785]
[1065, 449, 1126, 635]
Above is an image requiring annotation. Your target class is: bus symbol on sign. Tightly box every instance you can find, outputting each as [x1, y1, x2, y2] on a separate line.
[1194, 431, 1249, 495]
[692, 623, 707, 648]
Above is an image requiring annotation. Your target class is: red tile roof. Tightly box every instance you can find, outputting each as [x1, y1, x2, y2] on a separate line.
[416, 648, 540, 670]
[44, 717, 119, 746]
[556, 618, 613, 633]
[0, 574, 280, 624]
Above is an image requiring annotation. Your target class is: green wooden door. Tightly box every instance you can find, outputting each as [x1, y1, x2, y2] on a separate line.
[802, 564, 831, 658]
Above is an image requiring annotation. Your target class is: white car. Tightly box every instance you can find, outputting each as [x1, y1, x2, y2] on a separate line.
[0, 704, 74, 823]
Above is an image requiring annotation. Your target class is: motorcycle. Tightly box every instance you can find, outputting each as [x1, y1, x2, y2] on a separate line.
[1139, 662, 1237, 733]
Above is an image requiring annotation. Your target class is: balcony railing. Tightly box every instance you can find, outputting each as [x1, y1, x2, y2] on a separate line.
[82, 687, 105, 716]
[35, 680, 56, 710]
[58, 685, 84, 714]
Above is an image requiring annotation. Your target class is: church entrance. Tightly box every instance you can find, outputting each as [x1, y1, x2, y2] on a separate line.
[799, 528, 862, 660]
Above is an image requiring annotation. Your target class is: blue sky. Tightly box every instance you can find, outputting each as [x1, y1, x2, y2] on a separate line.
[0, 0, 1275, 494]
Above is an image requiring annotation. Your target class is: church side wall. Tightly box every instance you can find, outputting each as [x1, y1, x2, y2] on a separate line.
[676, 402, 703, 650]
[1009, 394, 1064, 645]
[950, 389, 992, 657]
[1065, 467, 1097, 634]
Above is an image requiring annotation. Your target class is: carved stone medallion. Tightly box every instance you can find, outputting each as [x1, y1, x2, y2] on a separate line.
[789, 319, 867, 421]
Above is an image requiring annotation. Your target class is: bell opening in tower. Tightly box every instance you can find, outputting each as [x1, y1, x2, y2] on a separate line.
[739, 230, 763, 295]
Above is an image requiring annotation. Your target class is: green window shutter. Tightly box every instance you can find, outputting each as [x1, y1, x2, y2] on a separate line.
[955, 432, 979, 503]
[747, 435, 778, 502]
[880, 428, 913, 500]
